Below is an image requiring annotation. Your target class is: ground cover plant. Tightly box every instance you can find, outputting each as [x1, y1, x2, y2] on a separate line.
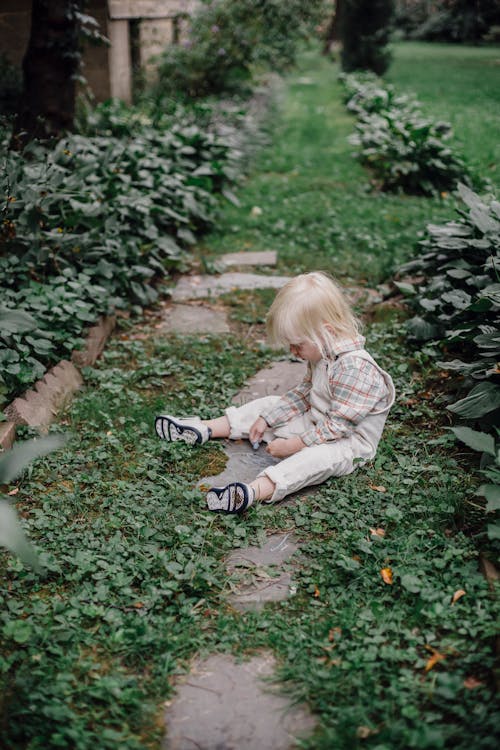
[0, 104, 242, 407]
[2, 43, 500, 749]
[398, 182, 500, 541]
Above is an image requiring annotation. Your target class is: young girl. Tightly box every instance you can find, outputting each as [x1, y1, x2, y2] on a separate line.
[156, 272, 395, 514]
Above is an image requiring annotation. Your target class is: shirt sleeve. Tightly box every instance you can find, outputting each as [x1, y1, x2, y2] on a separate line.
[259, 364, 312, 427]
[301, 357, 389, 446]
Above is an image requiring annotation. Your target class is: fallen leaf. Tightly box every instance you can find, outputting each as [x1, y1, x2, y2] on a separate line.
[369, 484, 387, 493]
[328, 627, 342, 641]
[8, 488, 19, 496]
[451, 588, 466, 605]
[370, 527, 385, 538]
[106, 430, 113, 436]
[463, 676, 483, 689]
[424, 645, 445, 672]
[356, 726, 379, 739]
[313, 585, 320, 598]
[380, 567, 393, 585]
[133, 602, 144, 609]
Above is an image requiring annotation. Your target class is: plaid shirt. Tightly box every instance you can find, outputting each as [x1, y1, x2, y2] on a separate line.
[260, 336, 390, 446]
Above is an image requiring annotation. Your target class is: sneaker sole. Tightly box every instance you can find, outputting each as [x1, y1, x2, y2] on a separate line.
[155, 416, 203, 445]
[206, 482, 252, 514]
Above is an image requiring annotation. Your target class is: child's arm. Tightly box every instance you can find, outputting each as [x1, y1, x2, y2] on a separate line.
[259, 366, 313, 428]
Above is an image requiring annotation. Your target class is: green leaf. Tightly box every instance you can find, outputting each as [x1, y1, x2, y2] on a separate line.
[406, 316, 439, 341]
[448, 381, 500, 418]
[477, 484, 500, 512]
[450, 426, 496, 457]
[0, 499, 40, 571]
[0, 435, 68, 484]
[487, 521, 500, 541]
[0, 307, 38, 335]
[400, 574, 422, 593]
[2, 618, 34, 644]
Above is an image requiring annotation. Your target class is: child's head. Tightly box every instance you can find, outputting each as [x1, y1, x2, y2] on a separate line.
[266, 271, 360, 356]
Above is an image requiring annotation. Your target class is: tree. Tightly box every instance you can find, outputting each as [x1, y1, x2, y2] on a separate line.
[12, 0, 83, 148]
[340, 0, 394, 75]
[322, 0, 343, 56]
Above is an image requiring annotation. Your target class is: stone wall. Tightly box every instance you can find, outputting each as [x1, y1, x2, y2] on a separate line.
[0, 0, 200, 104]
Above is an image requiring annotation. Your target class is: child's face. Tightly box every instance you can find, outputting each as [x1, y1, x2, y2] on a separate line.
[289, 340, 322, 363]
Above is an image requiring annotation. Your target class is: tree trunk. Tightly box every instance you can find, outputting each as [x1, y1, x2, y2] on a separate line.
[322, 0, 343, 55]
[12, 0, 82, 148]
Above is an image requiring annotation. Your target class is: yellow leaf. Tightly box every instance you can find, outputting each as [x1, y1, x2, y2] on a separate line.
[369, 484, 387, 493]
[313, 585, 320, 598]
[424, 645, 445, 672]
[380, 567, 393, 585]
[370, 527, 385, 538]
[451, 588, 466, 605]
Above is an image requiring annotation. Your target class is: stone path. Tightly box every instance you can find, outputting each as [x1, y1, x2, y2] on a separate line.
[163, 652, 315, 750]
[171, 271, 291, 302]
[161, 256, 317, 749]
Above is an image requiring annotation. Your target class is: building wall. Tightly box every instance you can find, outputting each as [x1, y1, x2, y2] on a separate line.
[0, 0, 201, 105]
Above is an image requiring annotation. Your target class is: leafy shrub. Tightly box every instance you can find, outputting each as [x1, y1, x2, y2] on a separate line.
[156, 0, 324, 100]
[0, 110, 240, 406]
[350, 107, 468, 195]
[398, 184, 500, 540]
[400, 184, 499, 384]
[340, 71, 471, 195]
[410, 0, 500, 42]
[339, 70, 414, 116]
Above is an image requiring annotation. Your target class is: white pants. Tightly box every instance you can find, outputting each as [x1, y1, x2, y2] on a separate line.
[225, 396, 374, 503]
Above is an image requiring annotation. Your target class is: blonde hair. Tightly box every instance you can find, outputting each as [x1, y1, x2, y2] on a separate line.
[266, 271, 360, 354]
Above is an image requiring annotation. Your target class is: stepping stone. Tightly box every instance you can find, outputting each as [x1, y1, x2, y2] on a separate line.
[219, 250, 277, 268]
[226, 532, 299, 611]
[201, 439, 279, 488]
[199, 361, 306, 489]
[172, 272, 291, 301]
[234, 360, 306, 404]
[159, 304, 230, 335]
[163, 651, 315, 750]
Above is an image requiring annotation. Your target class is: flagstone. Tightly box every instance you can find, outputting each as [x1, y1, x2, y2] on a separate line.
[159, 304, 230, 334]
[163, 652, 315, 750]
[199, 361, 305, 488]
[226, 532, 300, 611]
[219, 250, 277, 268]
[171, 272, 291, 301]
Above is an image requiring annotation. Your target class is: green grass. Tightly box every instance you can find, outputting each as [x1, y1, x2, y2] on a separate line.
[1, 44, 499, 750]
[199, 43, 500, 283]
[387, 42, 500, 186]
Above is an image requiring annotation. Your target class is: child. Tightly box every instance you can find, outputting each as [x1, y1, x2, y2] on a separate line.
[156, 272, 395, 514]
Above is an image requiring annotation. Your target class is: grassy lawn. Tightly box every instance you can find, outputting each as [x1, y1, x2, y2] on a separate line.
[1, 44, 499, 749]
[388, 42, 500, 185]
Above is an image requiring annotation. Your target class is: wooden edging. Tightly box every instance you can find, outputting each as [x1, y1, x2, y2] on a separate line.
[0, 315, 116, 451]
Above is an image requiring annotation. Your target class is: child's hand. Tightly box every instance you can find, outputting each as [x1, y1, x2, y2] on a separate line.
[266, 437, 305, 459]
[249, 416, 267, 445]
